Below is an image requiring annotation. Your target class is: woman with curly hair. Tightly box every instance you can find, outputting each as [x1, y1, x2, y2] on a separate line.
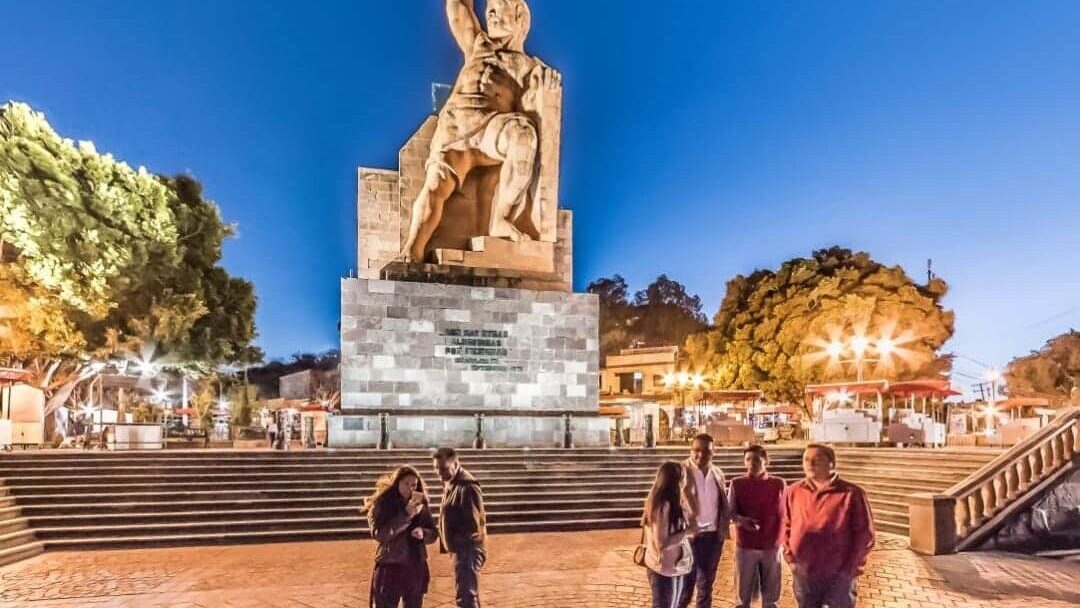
[365, 465, 438, 608]
[642, 460, 700, 608]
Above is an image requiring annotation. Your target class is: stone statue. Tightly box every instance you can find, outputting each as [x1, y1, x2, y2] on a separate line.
[400, 0, 562, 263]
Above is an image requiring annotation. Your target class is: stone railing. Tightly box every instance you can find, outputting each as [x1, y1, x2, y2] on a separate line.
[910, 407, 1079, 554]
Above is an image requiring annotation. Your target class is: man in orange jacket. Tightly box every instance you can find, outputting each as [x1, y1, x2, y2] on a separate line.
[783, 444, 875, 608]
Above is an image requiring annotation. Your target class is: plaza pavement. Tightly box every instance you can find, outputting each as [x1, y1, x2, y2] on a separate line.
[0, 530, 1076, 608]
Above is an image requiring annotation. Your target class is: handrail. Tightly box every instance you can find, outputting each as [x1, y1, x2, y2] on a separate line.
[945, 407, 1078, 496]
[944, 407, 1079, 549]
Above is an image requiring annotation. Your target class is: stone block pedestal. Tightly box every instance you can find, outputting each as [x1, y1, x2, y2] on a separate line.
[328, 413, 610, 449]
[332, 277, 605, 448]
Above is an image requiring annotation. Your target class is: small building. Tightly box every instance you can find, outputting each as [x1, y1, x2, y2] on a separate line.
[599, 346, 759, 444]
[279, 369, 340, 401]
[600, 346, 678, 398]
[0, 368, 44, 448]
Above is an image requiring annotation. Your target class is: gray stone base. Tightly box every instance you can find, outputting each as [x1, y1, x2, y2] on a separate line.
[328, 414, 610, 448]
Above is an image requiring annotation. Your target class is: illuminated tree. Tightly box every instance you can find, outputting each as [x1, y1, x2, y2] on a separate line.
[686, 247, 954, 404]
[1005, 330, 1080, 406]
[0, 102, 260, 438]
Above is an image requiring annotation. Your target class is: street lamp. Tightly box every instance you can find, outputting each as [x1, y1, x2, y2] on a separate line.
[823, 334, 897, 382]
[663, 371, 706, 434]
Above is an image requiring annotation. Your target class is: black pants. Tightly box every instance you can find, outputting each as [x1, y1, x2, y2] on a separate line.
[371, 589, 423, 608]
[678, 531, 723, 608]
[370, 562, 428, 608]
[451, 546, 485, 608]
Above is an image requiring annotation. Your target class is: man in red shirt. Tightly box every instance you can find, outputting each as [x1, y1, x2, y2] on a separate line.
[729, 445, 786, 608]
[783, 444, 875, 608]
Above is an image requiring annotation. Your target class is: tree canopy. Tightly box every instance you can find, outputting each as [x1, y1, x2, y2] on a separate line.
[1005, 330, 1080, 406]
[0, 101, 261, 430]
[686, 247, 955, 404]
[587, 274, 707, 361]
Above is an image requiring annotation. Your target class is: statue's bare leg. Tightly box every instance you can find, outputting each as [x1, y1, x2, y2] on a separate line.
[401, 151, 471, 262]
[489, 117, 538, 241]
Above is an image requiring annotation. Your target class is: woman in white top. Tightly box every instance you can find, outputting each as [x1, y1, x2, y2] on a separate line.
[643, 461, 700, 608]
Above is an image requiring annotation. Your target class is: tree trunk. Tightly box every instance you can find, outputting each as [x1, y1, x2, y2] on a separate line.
[41, 364, 98, 442]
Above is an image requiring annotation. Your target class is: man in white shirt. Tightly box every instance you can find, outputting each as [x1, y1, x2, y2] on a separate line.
[679, 433, 732, 608]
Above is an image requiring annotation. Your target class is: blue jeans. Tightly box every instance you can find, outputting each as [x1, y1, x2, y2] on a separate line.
[649, 570, 687, 608]
[792, 572, 857, 608]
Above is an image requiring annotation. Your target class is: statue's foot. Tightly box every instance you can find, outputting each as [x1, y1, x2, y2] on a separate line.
[507, 226, 533, 243]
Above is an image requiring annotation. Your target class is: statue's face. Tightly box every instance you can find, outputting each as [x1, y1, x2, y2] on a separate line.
[485, 0, 522, 41]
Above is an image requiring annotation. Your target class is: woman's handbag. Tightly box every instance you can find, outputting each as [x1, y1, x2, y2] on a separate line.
[632, 526, 647, 567]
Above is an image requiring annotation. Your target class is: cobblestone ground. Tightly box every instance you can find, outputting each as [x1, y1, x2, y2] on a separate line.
[1, 531, 1076, 608]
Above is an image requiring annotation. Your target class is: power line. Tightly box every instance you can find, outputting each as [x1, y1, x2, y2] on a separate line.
[955, 354, 993, 369]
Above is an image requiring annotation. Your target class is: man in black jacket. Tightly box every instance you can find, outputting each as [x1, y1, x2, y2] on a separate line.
[433, 447, 487, 608]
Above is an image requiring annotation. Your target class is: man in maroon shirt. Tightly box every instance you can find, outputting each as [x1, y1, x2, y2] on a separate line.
[783, 444, 875, 608]
[729, 445, 786, 608]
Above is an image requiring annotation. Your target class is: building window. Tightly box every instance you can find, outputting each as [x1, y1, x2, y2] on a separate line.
[618, 372, 643, 395]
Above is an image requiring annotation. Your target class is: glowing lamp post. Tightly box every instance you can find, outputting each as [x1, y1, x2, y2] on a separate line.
[824, 335, 896, 382]
[982, 368, 1002, 437]
[663, 371, 706, 430]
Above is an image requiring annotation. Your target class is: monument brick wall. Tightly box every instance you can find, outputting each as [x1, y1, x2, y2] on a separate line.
[340, 278, 598, 410]
[336, 277, 606, 447]
[357, 168, 400, 279]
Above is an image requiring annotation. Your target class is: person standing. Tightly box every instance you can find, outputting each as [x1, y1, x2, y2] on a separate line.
[677, 433, 731, 608]
[433, 447, 486, 608]
[642, 461, 698, 608]
[265, 411, 277, 450]
[279, 411, 291, 451]
[366, 466, 438, 608]
[729, 445, 786, 608]
[783, 444, 875, 608]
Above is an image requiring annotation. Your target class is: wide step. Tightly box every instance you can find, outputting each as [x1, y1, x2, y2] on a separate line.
[0, 447, 998, 560]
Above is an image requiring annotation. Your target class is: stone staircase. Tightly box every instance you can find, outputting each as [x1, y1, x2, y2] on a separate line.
[0, 483, 43, 567]
[0, 446, 998, 565]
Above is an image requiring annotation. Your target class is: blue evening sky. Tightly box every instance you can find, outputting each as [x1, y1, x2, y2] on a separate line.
[3, 1, 1079, 390]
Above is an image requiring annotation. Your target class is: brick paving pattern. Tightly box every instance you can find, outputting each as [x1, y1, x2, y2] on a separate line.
[1, 530, 1076, 608]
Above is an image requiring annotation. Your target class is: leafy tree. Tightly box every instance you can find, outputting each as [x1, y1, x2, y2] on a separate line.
[686, 247, 955, 405]
[632, 274, 708, 348]
[0, 103, 176, 316]
[0, 102, 260, 437]
[588, 274, 708, 361]
[1005, 330, 1080, 406]
[587, 274, 633, 360]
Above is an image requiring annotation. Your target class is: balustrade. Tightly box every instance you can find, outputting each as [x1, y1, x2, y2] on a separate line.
[910, 408, 1078, 555]
[1004, 465, 1019, 499]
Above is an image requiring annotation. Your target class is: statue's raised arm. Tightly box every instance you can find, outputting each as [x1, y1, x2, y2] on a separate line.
[446, 0, 481, 53]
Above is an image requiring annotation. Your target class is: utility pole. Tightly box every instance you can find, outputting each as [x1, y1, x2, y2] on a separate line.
[973, 382, 987, 402]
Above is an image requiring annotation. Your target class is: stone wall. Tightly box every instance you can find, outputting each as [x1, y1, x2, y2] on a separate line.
[279, 369, 340, 401]
[357, 168, 400, 279]
[341, 277, 598, 410]
[335, 277, 605, 447]
[328, 413, 610, 449]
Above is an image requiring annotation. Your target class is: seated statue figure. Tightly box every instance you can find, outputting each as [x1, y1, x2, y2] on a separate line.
[400, 0, 561, 263]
